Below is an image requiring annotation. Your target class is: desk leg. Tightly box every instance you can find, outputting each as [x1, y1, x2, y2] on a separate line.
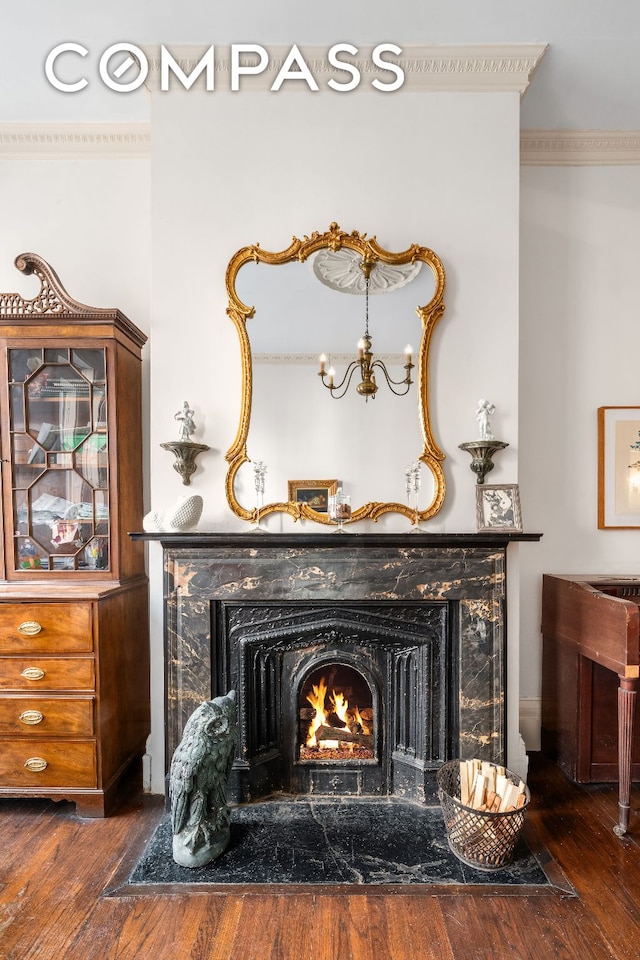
[614, 676, 637, 837]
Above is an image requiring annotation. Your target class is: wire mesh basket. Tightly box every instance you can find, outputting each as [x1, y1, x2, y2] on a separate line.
[437, 759, 530, 871]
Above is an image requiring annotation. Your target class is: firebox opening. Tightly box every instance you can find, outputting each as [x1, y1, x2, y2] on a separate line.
[298, 663, 375, 763]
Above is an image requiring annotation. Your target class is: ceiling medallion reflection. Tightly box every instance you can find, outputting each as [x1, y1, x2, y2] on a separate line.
[311, 247, 422, 295]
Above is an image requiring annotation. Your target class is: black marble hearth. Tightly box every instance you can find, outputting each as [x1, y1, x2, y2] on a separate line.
[132, 532, 541, 803]
[126, 798, 553, 888]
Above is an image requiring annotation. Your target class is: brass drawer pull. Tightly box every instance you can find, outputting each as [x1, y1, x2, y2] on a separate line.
[19, 710, 44, 725]
[17, 621, 43, 636]
[21, 667, 45, 681]
[24, 757, 48, 773]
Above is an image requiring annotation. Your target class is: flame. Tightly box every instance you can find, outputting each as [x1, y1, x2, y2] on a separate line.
[331, 690, 349, 726]
[306, 676, 329, 748]
[305, 678, 371, 751]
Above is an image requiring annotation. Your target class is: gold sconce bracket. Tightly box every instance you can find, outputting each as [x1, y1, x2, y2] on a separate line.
[161, 440, 210, 485]
[459, 440, 509, 485]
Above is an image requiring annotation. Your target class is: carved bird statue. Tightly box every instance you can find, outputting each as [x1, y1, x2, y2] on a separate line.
[169, 690, 238, 868]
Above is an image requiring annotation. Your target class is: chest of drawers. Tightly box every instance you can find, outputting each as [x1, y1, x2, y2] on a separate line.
[0, 581, 149, 816]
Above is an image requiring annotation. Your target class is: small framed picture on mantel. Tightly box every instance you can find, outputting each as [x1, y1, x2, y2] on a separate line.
[476, 483, 522, 533]
[288, 479, 338, 514]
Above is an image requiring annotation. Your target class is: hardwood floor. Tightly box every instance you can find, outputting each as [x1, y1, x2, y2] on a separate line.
[1, 754, 639, 960]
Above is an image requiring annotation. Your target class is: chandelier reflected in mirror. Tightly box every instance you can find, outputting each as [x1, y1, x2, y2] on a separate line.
[315, 251, 418, 401]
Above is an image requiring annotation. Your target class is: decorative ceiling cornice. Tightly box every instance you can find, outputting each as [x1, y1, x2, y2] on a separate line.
[0, 123, 150, 159]
[140, 42, 547, 95]
[1, 122, 639, 166]
[521, 129, 640, 165]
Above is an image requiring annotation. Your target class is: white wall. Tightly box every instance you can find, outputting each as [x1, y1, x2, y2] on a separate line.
[0, 160, 150, 325]
[146, 87, 522, 791]
[0, 159, 151, 523]
[519, 164, 640, 743]
[149, 90, 521, 533]
[0, 157, 152, 526]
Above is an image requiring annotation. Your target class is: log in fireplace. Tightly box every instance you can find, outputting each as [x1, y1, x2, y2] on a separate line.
[134, 532, 539, 804]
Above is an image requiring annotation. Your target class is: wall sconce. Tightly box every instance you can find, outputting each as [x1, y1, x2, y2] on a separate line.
[459, 439, 509, 485]
[161, 401, 209, 485]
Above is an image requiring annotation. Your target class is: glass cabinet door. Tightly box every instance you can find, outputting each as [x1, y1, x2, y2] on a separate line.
[8, 346, 109, 573]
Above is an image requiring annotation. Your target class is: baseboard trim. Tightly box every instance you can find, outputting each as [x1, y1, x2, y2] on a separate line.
[520, 697, 541, 752]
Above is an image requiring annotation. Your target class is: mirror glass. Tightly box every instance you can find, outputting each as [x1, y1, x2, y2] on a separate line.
[225, 224, 447, 526]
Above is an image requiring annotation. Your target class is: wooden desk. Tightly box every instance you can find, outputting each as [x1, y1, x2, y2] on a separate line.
[541, 574, 640, 836]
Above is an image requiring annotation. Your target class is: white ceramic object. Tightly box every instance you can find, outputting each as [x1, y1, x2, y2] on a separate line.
[143, 495, 203, 533]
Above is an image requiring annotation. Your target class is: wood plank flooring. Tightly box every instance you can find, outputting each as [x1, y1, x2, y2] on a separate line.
[1, 754, 639, 960]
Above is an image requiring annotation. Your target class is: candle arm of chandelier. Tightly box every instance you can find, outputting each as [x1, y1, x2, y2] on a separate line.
[370, 357, 414, 395]
[318, 359, 363, 399]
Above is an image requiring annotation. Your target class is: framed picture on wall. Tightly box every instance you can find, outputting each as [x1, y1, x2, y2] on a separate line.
[288, 479, 338, 514]
[598, 406, 640, 528]
[476, 483, 522, 533]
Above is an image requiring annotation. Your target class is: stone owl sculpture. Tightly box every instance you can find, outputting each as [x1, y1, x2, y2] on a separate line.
[169, 690, 238, 868]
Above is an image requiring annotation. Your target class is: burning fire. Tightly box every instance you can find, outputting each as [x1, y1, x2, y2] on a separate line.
[305, 676, 370, 751]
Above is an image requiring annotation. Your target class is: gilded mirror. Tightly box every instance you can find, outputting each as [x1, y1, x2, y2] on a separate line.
[225, 222, 446, 525]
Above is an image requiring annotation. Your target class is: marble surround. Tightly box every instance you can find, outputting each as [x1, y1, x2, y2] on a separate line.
[136, 533, 539, 802]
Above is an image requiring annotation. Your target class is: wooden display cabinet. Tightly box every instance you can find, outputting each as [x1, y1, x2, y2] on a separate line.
[0, 253, 149, 816]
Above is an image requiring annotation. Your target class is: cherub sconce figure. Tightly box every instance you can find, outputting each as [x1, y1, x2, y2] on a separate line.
[161, 400, 210, 486]
[459, 399, 509, 485]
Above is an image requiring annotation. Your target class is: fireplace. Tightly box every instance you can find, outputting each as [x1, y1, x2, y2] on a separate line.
[135, 532, 539, 804]
[221, 599, 451, 801]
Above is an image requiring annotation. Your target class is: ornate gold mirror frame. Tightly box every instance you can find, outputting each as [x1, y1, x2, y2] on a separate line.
[225, 222, 447, 525]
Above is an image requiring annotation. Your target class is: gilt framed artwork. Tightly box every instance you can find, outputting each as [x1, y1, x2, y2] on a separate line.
[475, 483, 522, 533]
[598, 406, 640, 528]
[288, 479, 338, 514]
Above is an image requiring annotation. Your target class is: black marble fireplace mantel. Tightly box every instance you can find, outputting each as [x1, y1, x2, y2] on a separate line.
[133, 531, 542, 549]
[132, 531, 541, 803]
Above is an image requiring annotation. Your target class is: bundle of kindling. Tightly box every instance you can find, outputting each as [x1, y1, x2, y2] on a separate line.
[459, 759, 527, 813]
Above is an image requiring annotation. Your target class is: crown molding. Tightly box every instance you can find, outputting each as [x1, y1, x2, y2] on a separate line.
[521, 129, 640, 165]
[140, 43, 547, 95]
[2, 123, 639, 166]
[0, 123, 150, 159]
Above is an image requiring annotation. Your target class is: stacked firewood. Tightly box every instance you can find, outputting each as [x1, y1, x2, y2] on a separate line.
[438, 759, 529, 868]
[459, 758, 527, 812]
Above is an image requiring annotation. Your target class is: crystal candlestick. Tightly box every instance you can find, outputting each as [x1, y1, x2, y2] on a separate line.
[328, 490, 351, 533]
[252, 461, 267, 532]
[405, 460, 423, 533]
